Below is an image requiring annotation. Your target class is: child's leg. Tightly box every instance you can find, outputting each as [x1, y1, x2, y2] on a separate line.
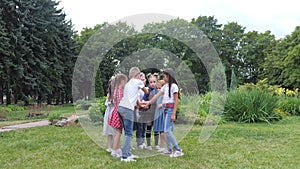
[166, 131, 180, 150]
[160, 132, 166, 148]
[146, 122, 152, 147]
[107, 134, 114, 149]
[113, 129, 122, 150]
[154, 132, 159, 147]
[136, 122, 146, 146]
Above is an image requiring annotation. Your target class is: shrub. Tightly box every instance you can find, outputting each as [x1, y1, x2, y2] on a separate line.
[277, 97, 300, 116]
[74, 99, 92, 110]
[0, 105, 26, 112]
[97, 97, 107, 117]
[48, 112, 62, 122]
[88, 103, 103, 125]
[223, 90, 281, 123]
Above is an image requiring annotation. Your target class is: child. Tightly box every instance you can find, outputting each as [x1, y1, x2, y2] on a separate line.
[135, 72, 147, 149]
[153, 79, 166, 152]
[118, 67, 148, 162]
[108, 73, 128, 158]
[145, 68, 184, 158]
[143, 73, 159, 150]
[102, 77, 116, 152]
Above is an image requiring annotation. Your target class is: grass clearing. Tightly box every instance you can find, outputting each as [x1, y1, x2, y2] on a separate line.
[1, 116, 300, 168]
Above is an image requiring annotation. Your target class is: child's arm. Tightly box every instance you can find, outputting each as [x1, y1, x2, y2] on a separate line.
[141, 86, 148, 94]
[145, 90, 163, 107]
[171, 92, 179, 122]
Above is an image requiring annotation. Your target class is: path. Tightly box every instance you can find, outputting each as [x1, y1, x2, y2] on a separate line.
[0, 120, 50, 132]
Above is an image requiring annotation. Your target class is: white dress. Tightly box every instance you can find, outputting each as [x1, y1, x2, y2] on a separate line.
[102, 98, 116, 135]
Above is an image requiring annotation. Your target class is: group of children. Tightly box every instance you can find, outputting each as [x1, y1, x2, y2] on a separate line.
[102, 67, 184, 162]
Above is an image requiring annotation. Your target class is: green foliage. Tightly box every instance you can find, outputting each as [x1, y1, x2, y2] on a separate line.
[88, 103, 103, 124]
[95, 68, 104, 98]
[230, 68, 238, 90]
[48, 112, 61, 122]
[0, 0, 76, 105]
[223, 90, 281, 123]
[0, 105, 26, 112]
[97, 97, 107, 116]
[74, 99, 92, 110]
[196, 93, 210, 125]
[262, 26, 300, 89]
[277, 97, 300, 116]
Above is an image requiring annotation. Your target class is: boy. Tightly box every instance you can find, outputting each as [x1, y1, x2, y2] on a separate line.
[118, 67, 148, 162]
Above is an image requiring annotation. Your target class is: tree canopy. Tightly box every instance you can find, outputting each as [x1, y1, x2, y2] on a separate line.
[0, 4, 299, 105]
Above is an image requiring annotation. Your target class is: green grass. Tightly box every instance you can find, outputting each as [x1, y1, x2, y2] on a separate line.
[1, 116, 300, 168]
[0, 104, 75, 127]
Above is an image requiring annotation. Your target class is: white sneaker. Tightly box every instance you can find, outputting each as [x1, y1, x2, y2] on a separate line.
[145, 146, 152, 150]
[170, 150, 184, 157]
[161, 149, 172, 154]
[155, 145, 160, 150]
[157, 147, 166, 152]
[128, 154, 139, 159]
[111, 149, 122, 158]
[138, 143, 146, 149]
[106, 148, 112, 152]
[121, 158, 136, 162]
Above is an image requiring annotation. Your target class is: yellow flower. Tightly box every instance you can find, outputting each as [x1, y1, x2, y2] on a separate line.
[274, 108, 286, 116]
[275, 87, 285, 96]
[286, 89, 295, 97]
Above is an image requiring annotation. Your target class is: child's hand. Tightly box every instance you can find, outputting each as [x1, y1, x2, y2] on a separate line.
[171, 113, 176, 122]
[143, 101, 150, 108]
[157, 104, 163, 109]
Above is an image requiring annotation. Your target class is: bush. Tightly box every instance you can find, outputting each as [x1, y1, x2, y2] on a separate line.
[48, 112, 62, 122]
[277, 97, 300, 116]
[223, 90, 281, 123]
[0, 105, 26, 112]
[88, 103, 103, 125]
[74, 99, 92, 110]
[195, 93, 210, 125]
[97, 97, 107, 117]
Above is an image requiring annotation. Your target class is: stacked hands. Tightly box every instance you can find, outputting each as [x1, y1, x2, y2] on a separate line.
[138, 100, 150, 111]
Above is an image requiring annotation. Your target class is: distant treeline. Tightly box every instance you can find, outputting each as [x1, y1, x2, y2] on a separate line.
[1, 0, 299, 105]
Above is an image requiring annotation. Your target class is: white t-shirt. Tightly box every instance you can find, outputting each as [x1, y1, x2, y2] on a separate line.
[119, 79, 144, 110]
[161, 83, 179, 104]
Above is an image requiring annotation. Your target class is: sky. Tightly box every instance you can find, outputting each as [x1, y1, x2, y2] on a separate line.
[57, 0, 300, 38]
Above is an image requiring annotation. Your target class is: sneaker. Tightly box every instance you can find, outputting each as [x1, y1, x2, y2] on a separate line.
[106, 148, 112, 152]
[111, 149, 122, 158]
[121, 158, 136, 162]
[128, 154, 139, 159]
[161, 149, 172, 154]
[170, 150, 184, 158]
[157, 147, 166, 153]
[138, 143, 146, 149]
[155, 145, 160, 150]
[111, 152, 121, 158]
[145, 146, 152, 150]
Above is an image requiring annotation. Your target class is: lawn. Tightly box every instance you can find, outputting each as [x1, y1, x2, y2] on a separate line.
[0, 104, 76, 128]
[1, 115, 300, 169]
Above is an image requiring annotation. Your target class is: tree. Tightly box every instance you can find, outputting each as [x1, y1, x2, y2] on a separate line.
[239, 31, 276, 84]
[262, 26, 300, 89]
[219, 22, 245, 87]
[0, 0, 76, 105]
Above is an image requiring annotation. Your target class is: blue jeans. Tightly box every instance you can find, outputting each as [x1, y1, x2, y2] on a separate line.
[118, 106, 134, 158]
[164, 108, 180, 151]
[136, 121, 146, 146]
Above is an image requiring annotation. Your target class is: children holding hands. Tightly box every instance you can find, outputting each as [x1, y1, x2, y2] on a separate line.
[143, 68, 184, 158]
